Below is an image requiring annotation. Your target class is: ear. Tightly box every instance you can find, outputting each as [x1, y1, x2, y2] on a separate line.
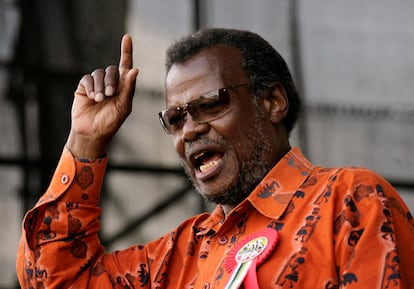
[262, 83, 289, 124]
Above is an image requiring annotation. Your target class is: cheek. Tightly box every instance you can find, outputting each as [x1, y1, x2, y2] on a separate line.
[233, 129, 256, 160]
[229, 114, 274, 163]
[173, 135, 184, 158]
[226, 117, 258, 157]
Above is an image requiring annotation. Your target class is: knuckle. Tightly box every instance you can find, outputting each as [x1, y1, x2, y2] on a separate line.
[105, 65, 117, 71]
[91, 68, 104, 76]
[79, 74, 92, 88]
[81, 74, 91, 81]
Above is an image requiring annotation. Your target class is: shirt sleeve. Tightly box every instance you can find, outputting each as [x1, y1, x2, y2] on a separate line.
[333, 168, 414, 288]
[16, 147, 109, 288]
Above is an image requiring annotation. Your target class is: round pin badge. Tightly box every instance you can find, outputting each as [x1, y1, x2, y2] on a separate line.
[224, 228, 279, 289]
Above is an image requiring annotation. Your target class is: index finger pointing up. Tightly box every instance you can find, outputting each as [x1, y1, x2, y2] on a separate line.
[119, 34, 134, 72]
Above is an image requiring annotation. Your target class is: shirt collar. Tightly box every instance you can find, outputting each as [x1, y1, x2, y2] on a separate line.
[246, 147, 314, 219]
[194, 147, 314, 235]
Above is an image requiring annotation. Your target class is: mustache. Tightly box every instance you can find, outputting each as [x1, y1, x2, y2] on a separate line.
[184, 135, 229, 159]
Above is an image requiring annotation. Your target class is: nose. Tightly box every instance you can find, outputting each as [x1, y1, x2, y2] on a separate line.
[180, 113, 209, 142]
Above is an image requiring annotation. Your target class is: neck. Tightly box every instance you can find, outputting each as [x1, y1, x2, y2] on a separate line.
[221, 204, 235, 217]
[220, 141, 292, 219]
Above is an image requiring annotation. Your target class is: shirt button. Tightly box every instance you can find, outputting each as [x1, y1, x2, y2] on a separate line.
[218, 236, 228, 245]
[203, 282, 210, 289]
[61, 174, 69, 184]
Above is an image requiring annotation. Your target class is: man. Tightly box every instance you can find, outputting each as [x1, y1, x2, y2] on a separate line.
[17, 28, 414, 289]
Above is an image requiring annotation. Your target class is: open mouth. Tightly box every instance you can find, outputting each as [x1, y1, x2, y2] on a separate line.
[191, 149, 224, 179]
[194, 151, 221, 171]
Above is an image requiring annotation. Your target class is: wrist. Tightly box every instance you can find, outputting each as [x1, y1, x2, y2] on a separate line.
[66, 133, 108, 159]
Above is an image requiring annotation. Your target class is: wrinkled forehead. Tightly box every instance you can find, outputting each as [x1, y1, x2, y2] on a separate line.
[165, 46, 245, 106]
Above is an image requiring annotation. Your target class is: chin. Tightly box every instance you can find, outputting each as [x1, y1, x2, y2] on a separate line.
[195, 183, 228, 199]
[182, 160, 245, 205]
[195, 179, 242, 205]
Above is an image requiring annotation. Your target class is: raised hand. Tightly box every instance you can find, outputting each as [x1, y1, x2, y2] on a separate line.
[66, 35, 139, 158]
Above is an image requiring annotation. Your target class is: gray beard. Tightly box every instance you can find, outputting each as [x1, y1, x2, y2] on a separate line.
[181, 111, 273, 206]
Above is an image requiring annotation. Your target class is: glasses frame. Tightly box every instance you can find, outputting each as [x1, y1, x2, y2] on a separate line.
[159, 83, 249, 134]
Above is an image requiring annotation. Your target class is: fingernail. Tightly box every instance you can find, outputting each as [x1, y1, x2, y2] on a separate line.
[89, 91, 95, 99]
[105, 85, 115, 96]
[95, 93, 104, 102]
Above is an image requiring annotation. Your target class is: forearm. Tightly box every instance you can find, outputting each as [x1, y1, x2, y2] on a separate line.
[16, 147, 108, 289]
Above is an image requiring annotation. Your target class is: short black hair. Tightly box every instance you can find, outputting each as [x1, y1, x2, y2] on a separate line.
[165, 27, 302, 134]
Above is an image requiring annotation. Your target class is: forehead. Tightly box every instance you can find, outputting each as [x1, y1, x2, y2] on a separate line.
[165, 46, 245, 105]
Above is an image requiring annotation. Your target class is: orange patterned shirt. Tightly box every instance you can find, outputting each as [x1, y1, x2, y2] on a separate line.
[17, 147, 414, 288]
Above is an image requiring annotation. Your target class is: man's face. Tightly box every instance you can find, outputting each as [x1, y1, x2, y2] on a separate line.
[164, 46, 280, 207]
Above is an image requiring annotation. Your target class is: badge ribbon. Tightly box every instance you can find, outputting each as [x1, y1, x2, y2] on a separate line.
[224, 228, 279, 289]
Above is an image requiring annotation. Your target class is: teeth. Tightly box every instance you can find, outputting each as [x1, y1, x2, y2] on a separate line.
[199, 160, 218, 172]
[194, 152, 205, 160]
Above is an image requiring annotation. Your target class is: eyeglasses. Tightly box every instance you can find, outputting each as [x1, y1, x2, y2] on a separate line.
[159, 83, 249, 134]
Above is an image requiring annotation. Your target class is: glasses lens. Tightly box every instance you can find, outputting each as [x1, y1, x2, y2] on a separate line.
[159, 109, 185, 133]
[159, 87, 233, 134]
[190, 88, 231, 122]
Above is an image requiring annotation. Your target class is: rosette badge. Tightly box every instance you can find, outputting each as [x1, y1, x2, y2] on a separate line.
[224, 228, 279, 289]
